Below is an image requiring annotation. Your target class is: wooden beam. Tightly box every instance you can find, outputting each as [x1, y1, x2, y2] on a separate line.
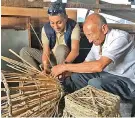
[2, 0, 51, 8]
[2, 0, 134, 11]
[102, 10, 135, 23]
[2, 6, 48, 18]
[79, 23, 135, 33]
[108, 23, 135, 33]
[1, 16, 49, 29]
[66, 2, 134, 11]
[1, 6, 77, 21]
[1, 17, 29, 29]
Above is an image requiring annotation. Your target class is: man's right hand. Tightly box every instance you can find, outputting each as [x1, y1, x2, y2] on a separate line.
[43, 64, 51, 74]
[39, 64, 50, 74]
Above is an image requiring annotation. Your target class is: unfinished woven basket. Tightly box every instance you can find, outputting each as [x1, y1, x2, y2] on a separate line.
[63, 85, 120, 117]
[1, 49, 63, 117]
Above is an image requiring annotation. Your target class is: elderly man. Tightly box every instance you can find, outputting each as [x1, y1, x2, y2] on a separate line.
[51, 13, 135, 99]
[20, 1, 80, 73]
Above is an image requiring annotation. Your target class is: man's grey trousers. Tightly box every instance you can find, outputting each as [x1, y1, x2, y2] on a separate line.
[62, 71, 135, 101]
[20, 45, 70, 70]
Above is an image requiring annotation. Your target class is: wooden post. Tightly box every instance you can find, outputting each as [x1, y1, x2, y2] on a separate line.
[94, 0, 100, 13]
[26, 17, 32, 47]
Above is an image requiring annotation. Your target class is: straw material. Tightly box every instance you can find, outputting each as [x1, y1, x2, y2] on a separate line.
[1, 71, 63, 117]
[63, 85, 120, 117]
[1, 49, 63, 117]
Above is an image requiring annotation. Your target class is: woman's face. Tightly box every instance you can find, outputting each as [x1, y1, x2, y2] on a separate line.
[49, 15, 67, 33]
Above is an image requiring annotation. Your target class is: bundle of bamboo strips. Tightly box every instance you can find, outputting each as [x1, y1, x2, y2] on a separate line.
[1, 49, 63, 117]
[63, 85, 120, 117]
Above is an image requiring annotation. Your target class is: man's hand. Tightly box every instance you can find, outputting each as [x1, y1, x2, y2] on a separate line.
[51, 64, 66, 77]
[40, 64, 50, 74]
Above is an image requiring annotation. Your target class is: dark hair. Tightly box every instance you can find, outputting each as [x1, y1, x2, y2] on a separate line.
[98, 14, 107, 26]
[48, 1, 67, 17]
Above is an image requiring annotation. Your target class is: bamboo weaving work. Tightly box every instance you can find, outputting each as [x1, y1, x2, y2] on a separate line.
[63, 85, 121, 117]
[1, 49, 63, 117]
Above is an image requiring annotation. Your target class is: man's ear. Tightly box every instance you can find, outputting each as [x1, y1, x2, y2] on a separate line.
[102, 24, 109, 34]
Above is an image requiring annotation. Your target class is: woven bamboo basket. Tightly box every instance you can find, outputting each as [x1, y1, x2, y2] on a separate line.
[63, 85, 120, 117]
[1, 49, 63, 117]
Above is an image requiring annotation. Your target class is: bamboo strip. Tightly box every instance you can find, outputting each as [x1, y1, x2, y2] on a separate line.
[1, 101, 7, 105]
[1, 91, 38, 101]
[7, 63, 30, 73]
[14, 93, 59, 110]
[7, 64, 28, 74]
[2, 71, 22, 76]
[29, 23, 53, 68]
[22, 82, 39, 86]
[2, 56, 30, 69]
[1, 113, 8, 117]
[1, 56, 40, 74]
[5, 77, 54, 81]
[6, 79, 32, 82]
[1, 105, 8, 109]
[12, 94, 59, 116]
[5, 78, 55, 82]
[36, 105, 56, 117]
[11, 90, 58, 106]
[90, 89, 97, 109]
[45, 102, 58, 117]
[10, 84, 57, 91]
[1, 88, 6, 91]
[9, 49, 41, 73]
[29, 97, 59, 117]
[1, 73, 12, 116]
[8, 61, 40, 74]
[3, 71, 50, 80]
[78, 96, 113, 106]
[4, 74, 22, 77]
[29, 23, 43, 48]
[4, 77, 20, 79]
[9, 92, 56, 107]
[35, 74, 55, 80]
[90, 90, 118, 103]
[1, 56, 62, 117]
[1, 89, 56, 104]
[16, 109, 33, 117]
[23, 98, 52, 110]
[19, 98, 58, 117]
[47, 106, 57, 117]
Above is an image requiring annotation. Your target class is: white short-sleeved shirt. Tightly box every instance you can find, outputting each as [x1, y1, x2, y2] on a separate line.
[85, 29, 135, 83]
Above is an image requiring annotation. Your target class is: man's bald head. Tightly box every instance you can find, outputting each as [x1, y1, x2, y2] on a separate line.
[83, 13, 108, 45]
[84, 13, 107, 28]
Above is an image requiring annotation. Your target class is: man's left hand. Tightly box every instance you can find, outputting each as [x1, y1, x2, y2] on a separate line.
[51, 64, 66, 77]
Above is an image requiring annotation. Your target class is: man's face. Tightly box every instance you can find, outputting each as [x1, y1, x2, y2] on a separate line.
[83, 24, 105, 46]
[49, 15, 67, 33]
